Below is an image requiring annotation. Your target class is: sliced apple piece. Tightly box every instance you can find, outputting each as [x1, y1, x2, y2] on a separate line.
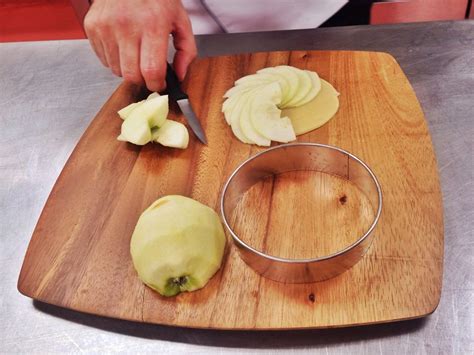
[229, 93, 253, 144]
[119, 95, 169, 145]
[283, 66, 313, 108]
[257, 66, 299, 107]
[290, 70, 322, 107]
[118, 100, 144, 120]
[152, 120, 189, 149]
[249, 82, 295, 143]
[239, 96, 271, 147]
[147, 92, 160, 100]
[120, 115, 152, 145]
[118, 93, 160, 120]
[282, 79, 339, 135]
[126, 95, 168, 128]
[250, 101, 295, 143]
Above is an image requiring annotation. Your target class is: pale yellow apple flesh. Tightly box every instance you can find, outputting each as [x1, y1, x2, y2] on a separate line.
[118, 95, 169, 145]
[130, 195, 226, 297]
[152, 119, 189, 149]
[118, 92, 160, 120]
[249, 82, 295, 143]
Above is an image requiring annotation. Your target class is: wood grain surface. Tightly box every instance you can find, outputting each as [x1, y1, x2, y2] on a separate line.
[17, 50, 444, 329]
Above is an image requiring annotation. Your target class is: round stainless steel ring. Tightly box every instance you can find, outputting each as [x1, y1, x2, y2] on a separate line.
[220, 143, 383, 283]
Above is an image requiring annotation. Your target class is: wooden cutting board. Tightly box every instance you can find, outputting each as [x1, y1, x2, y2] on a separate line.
[18, 51, 444, 329]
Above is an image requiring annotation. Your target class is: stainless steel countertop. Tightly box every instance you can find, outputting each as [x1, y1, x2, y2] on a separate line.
[1, 20, 473, 354]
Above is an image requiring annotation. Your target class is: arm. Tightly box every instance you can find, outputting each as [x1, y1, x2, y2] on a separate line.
[83, 0, 197, 91]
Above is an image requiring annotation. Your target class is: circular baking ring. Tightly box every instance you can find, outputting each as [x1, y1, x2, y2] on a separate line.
[220, 143, 383, 283]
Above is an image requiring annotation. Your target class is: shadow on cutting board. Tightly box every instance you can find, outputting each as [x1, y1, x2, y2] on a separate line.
[33, 300, 427, 349]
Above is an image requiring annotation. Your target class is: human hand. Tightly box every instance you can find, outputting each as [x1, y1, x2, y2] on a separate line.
[84, 0, 197, 91]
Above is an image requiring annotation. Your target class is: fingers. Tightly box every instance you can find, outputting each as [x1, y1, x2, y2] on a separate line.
[102, 38, 121, 77]
[88, 37, 108, 67]
[172, 13, 197, 81]
[119, 37, 143, 85]
[83, 12, 107, 67]
[84, 8, 121, 76]
[140, 33, 168, 91]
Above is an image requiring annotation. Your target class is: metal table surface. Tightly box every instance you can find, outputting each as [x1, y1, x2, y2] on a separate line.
[1, 20, 473, 354]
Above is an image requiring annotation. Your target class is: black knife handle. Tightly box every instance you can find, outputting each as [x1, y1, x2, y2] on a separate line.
[165, 63, 188, 101]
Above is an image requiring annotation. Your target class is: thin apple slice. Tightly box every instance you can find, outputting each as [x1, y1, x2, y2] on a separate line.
[257, 66, 298, 107]
[250, 101, 295, 143]
[290, 70, 322, 107]
[152, 120, 189, 149]
[249, 82, 295, 143]
[240, 105, 271, 146]
[282, 79, 339, 135]
[238, 91, 271, 147]
[283, 67, 313, 108]
[229, 93, 253, 144]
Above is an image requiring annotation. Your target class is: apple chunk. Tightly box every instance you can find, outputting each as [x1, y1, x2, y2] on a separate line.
[152, 120, 189, 149]
[118, 95, 169, 145]
[118, 101, 144, 120]
[118, 92, 160, 120]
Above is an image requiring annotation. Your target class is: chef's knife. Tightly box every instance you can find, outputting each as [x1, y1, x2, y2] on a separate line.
[165, 63, 207, 144]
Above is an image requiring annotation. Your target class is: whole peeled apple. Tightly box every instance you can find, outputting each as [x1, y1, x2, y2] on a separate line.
[130, 195, 226, 297]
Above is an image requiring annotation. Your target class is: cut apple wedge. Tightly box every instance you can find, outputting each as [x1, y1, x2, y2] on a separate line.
[147, 92, 160, 100]
[120, 115, 153, 145]
[118, 92, 160, 120]
[119, 95, 169, 145]
[126, 95, 168, 129]
[152, 120, 189, 149]
[118, 100, 144, 120]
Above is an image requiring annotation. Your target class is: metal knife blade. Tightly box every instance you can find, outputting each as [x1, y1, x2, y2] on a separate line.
[176, 99, 207, 145]
[165, 63, 207, 145]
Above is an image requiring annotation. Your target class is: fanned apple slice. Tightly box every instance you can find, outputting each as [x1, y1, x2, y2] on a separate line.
[290, 70, 322, 107]
[249, 82, 295, 143]
[258, 66, 299, 107]
[250, 101, 295, 143]
[229, 94, 253, 144]
[239, 92, 271, 147]
[152, 120, 189, 149]
[282, 79, 339, 135]
[283, 66, 313, 108]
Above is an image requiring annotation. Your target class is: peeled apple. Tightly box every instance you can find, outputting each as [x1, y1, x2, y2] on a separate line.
[130, 195, 226, 297]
